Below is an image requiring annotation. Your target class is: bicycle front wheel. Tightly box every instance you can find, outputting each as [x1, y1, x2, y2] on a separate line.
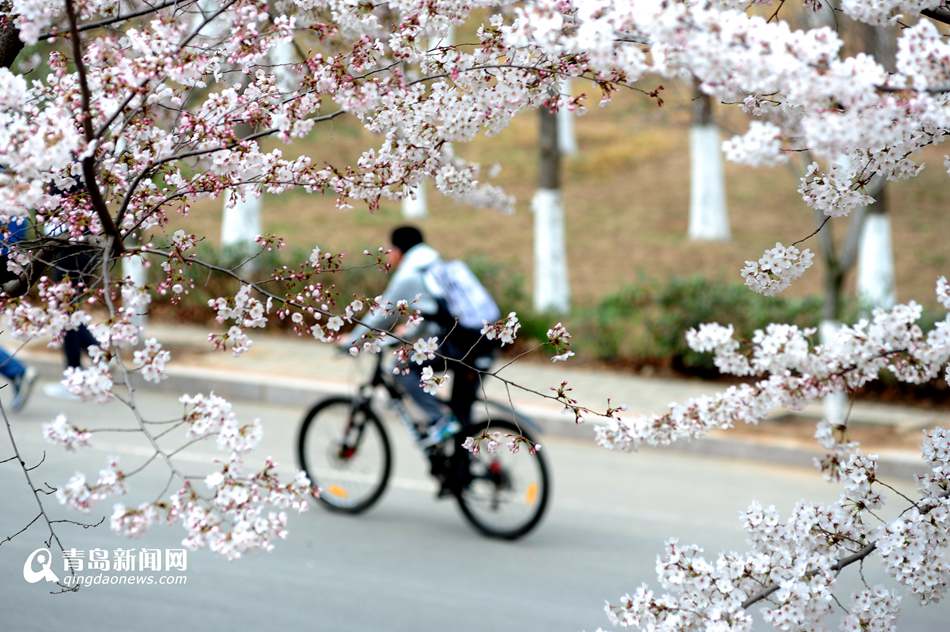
[453, 419, 550, 540]
[296, 396, 392, 514]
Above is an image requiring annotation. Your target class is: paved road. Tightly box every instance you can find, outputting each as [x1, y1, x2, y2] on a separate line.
[0, 384, 946, 631]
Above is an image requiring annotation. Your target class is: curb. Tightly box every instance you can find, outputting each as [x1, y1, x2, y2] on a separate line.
[22, 352, 928, 480]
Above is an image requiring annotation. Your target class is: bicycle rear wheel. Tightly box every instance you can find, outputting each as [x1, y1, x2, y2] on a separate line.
[453, 419, 550, 540]
[296, 396, 392, 514]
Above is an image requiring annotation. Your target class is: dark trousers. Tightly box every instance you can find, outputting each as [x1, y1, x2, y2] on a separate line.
[64, 325, 98, 369]
[49, 246, 101, 369]
[397, 328, 497, 427]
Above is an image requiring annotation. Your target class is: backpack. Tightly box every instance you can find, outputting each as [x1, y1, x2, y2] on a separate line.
[424, 260, 500, 331]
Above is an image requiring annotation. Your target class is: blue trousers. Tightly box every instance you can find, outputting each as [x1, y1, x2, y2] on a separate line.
[0, 346, 26, 382]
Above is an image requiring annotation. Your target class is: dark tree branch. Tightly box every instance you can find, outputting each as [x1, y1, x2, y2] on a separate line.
[0, 18, 23, 69]
[93, 0, 238, 141]
[37, 0, 197, 41]
[742, 489, 949, 610]
[0, 399, 98, 591]
[115, 109, 344, 230]
[792, 215, 831, 247]
[64, 0, 124, 253]
[921, 7, 950, 26]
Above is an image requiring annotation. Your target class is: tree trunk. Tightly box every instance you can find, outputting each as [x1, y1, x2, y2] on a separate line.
[221, 185, 262, 257]
[398, 26, 454, 220]
[0, 21, 24, 69]
[122, 252, 149, 329]
[533, 107, 570, 313]
[688, 83, 729, 241]
[856, 24, 897, 310]
[856, 192, 896, 309]
[401, 182, 428, 219]
[821, 320, 848, 424]
[557, 79, 578, 156]
[822, 264, 845, 323]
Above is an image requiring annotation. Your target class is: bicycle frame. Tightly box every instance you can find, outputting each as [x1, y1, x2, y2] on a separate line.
[351, 351, 544, 439]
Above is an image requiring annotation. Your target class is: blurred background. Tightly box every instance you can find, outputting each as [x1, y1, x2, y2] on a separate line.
[152, 21, 950, 407]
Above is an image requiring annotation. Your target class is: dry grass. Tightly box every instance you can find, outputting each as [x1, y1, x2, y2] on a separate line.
[179, 83, 950, 309]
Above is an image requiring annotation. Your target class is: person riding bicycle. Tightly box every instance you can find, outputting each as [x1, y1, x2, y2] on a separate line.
[343, 225, 500, 449]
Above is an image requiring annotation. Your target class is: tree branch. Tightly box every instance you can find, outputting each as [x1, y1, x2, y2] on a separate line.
[115, 109, 344, 229]
[93, 0, 238, 141]
[742, 490, 949, 610]
[37, 0, 197, 41]
[921, 7, 950, 26]
[0, 18, 24, 69]
[0, 399, 99, 592]
[64, 0, 124, 253]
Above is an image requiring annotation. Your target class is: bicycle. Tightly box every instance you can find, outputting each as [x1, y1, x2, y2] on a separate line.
[295, 350, 550, 540]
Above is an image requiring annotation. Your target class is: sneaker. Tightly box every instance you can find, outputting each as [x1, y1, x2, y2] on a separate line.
[43, 382, 80, 401]
[418, 415, 461, 449]
[11, 367, 37, 412]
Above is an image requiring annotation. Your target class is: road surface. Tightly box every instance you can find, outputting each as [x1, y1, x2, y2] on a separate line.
[0, 383, 945, 631]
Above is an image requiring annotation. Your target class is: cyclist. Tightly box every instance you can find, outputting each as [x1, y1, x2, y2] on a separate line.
[343, 225, 500, 449]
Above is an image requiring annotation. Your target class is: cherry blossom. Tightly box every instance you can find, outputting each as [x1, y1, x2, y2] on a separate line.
[547, 322, 574, 362]
[56, 457, 126, 512]
[482, 312, 521, 346]
[419, 366, 446, 395]
[740, 243, 816, 297]
[61, 346, 114, 403]
[42, 414, 91, 451]
[411, 336, 439, 364]
[131, 338, 170, 383]
[0, 0, 948, 621]
[722, 122, 787, 167]
[180, 392, 263, 453]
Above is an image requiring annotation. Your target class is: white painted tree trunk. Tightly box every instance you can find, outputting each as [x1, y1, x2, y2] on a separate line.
[532, 188, 570, 313]
[688, 124, 730, 241]
[857, 212, 896, 309]
[397, 27, 454, 221]
[821, 320, 848, 425]
[428, 25, 454, 49]
[402, 182, 428, 219]
[122, 253, 149, 329]
[221, 190, 262, 250]
[271, 39, 298, 93]
[557, 79, 578, 156]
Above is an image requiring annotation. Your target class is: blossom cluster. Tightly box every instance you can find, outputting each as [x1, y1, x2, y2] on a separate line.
[461, 430, 540, 456]
[111, 458, 315, 558]
[42, 414, 91, 451]
[598, 279, 950, 450]
[180, 392, 263, 454]
[56, 457, 126, 512]
[132, 338, 171, 383]
[606, 427, 948, 630]
[722, 122, 787, 167]
[740, 243, 815, 297]
[208, 286, 272, 356]
[481, 312, 521, 346]
[546, 322, 574, 362]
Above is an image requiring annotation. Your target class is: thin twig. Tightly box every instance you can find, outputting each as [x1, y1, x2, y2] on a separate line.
[791, 215, 831, 247]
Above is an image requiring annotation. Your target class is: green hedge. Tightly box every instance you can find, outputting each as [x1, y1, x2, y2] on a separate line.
[150, 244, 944, 382]
[571, 276, 824, 374]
